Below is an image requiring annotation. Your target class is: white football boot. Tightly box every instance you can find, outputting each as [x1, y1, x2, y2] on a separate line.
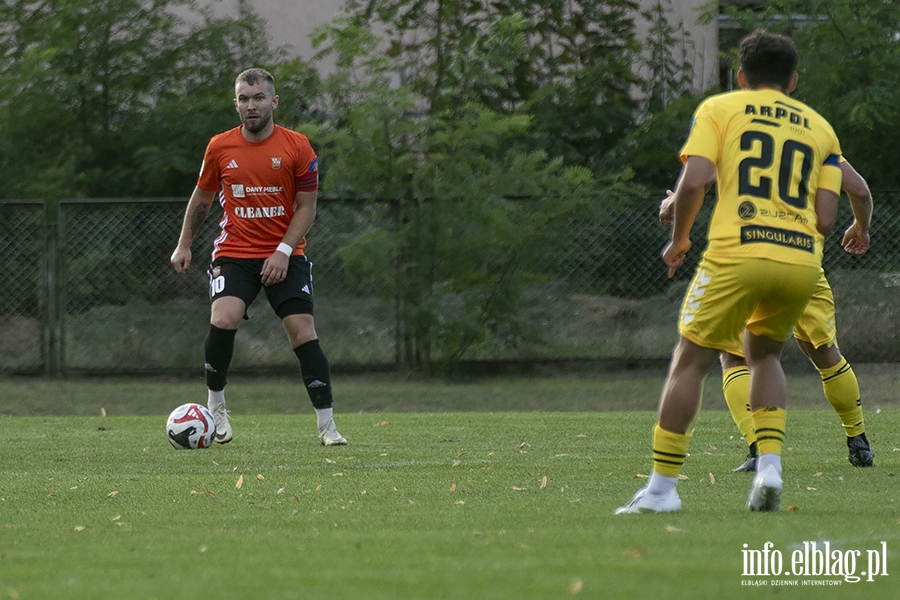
[747, 465, 782, 512]
[210, 405, 233, 444]
[318, 419, 347, 446]
[615, 487, 682, 514]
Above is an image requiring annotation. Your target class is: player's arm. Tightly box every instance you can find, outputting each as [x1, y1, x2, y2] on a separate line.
[814, 188, 838, 236]
[662, 156, 714, 278]
[659, 171, 715, 227]
[260, 190, 318, 286]
[171, 186, 216, 273]
[839, 160, 872, 255]
[662, 156, 716, 277]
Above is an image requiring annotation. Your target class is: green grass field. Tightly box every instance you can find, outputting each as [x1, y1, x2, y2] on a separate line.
[1, 370, 899, 599]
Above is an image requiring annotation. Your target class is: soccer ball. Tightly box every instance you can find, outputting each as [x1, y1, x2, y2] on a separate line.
[166, 403, 217, 449]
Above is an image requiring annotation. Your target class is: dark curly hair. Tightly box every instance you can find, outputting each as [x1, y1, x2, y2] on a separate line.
[739, 29, 798, 90]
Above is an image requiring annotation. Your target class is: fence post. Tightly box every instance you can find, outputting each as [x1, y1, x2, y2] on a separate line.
[43, 198, 63, 376]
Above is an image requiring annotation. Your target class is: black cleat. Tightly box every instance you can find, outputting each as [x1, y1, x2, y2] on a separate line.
[847, 433, 874, 467]
[732, 453, 757, 472]
[732, 442, 758, 472]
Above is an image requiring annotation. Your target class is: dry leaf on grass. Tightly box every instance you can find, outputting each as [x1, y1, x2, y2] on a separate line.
[511, 486, 526, 491]
[665, 525, 683, 533]
[256, 474, 264, 483]
[786, 505, 800, 511]
[540, 476, 548, 489]
[235, 475, 244, 489]
[569, 578, 583, 594]
[452, 460, 461, 467]
[107, 491, 118, 498]
[449, 483, 457, 493]
[709, 473, 715, 485]
[74, 526, 85, 532]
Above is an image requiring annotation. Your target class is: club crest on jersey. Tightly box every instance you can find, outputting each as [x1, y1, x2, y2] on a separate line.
[308, 157, 319, 173]
[271, 157, 282, 170]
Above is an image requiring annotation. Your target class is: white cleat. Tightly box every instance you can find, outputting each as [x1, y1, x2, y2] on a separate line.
[318, 420, 347, 446]
[615, 487, 682, 514]
[210, 405, 233, 444]
[747, 465, 782, 512]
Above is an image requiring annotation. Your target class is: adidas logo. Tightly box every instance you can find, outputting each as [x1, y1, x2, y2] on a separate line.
[301, 285, 310, 294]
[307, 379, 328, 389]
[226, 159, 239, 169]
[204, 362, 218, 373]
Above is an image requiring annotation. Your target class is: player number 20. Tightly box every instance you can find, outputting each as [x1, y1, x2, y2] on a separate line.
[737, 130, 813, 209]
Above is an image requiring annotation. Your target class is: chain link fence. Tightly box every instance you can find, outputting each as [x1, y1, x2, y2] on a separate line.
[2, 191, 898, 375]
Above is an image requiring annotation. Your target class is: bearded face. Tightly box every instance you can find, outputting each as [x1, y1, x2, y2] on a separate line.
[233, 80, 279, 138]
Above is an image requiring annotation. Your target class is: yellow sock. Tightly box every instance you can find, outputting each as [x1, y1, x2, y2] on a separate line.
[651, 424, 692, 477]
[820, 358, 865, 437]
[752, 408, 786, 456]
[722, 366, 756, 446]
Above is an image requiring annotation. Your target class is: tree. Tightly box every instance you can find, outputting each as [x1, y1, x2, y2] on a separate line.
[342, 0, 643, 172]
[0, 0, 315, 199]
[306, 18, 595, 369]
[710, 0, 900, 187]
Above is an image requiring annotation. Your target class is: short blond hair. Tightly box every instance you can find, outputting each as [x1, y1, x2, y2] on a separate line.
[235, 68, 275, 94]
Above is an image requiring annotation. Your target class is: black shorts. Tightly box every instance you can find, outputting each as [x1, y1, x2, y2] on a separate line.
[207, 256, 314, 318]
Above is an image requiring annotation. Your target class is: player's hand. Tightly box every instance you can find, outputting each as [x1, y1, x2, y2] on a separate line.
[658, 190, 675, 227]
[170, 246, 192, 273]
[841, 220, 870, 255]
[662, 237, 691, 279]
[261, 251, 290, 286]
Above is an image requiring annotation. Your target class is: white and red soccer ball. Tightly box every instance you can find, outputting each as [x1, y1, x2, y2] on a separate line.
[166, 403, 216, 449]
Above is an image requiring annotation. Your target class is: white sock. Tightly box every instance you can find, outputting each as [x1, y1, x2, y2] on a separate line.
[756, 453, 782, 475]
[208, 389, 225, 412]
[646, 471, 678, 498]
[315, 407, 333, 430]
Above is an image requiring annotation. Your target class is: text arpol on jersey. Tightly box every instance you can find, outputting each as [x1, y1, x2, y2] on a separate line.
[744, 102, 811, 130]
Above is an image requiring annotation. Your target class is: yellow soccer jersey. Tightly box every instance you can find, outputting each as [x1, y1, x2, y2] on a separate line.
[680, 89, 842, 266]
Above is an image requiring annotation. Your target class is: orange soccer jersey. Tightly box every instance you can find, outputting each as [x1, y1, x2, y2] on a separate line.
[197, 125, 319, 260]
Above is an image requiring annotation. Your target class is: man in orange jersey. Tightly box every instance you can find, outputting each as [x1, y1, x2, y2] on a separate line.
[171, 67, 346, 446]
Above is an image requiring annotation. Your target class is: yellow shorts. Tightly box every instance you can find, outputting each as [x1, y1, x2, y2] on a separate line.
[792, 269, 837, 348]
[677, 256, 820, 355]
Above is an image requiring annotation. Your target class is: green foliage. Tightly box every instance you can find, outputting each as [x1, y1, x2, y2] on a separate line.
[307, 17, 602, 369]
[0, 0, 309, 199]
[713, 0, 900, 187]
[344, 0, 643, 172]
[637, 0, 696, 114]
